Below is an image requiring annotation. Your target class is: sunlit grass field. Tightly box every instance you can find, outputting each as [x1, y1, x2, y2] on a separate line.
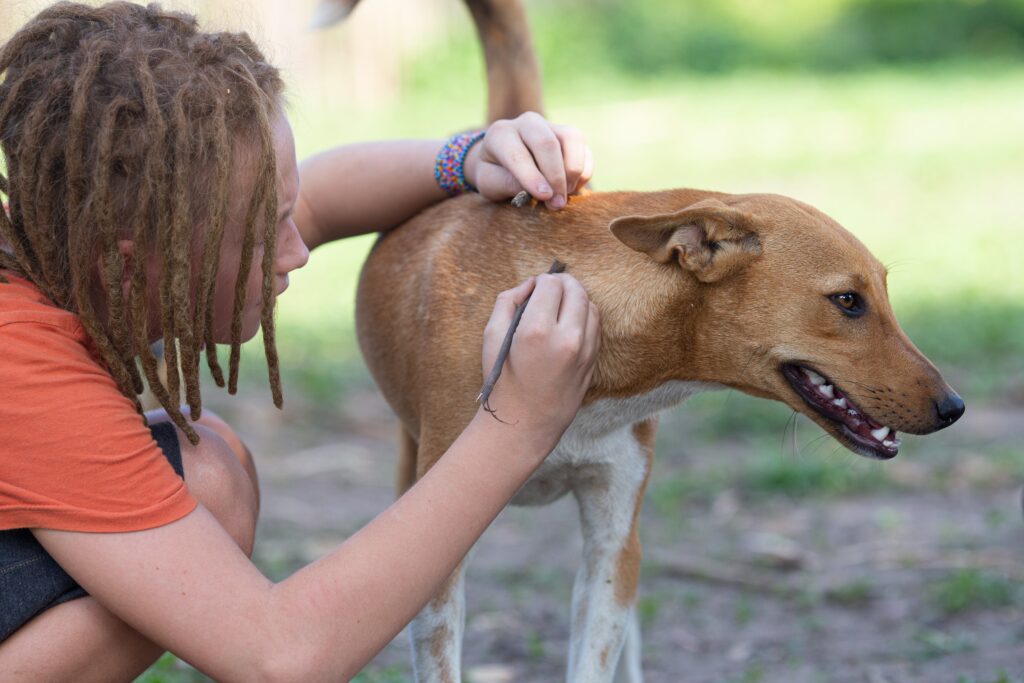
[247, 67, 1024, 408]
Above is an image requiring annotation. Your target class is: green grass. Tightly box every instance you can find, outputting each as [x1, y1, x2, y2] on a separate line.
[351, 667, 410, 683]
[135, 654, 206, 683]
[824, 579, 877, 607]
[137, 654, 411, 683]
[958, 673, 1021, 683]
[913, 627, 977, 659]
[649, 433, 893, 512]
[928, 569, 1019, 616]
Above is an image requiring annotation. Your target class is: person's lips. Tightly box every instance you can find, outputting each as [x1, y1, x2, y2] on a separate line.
[275, 275, 289, 296]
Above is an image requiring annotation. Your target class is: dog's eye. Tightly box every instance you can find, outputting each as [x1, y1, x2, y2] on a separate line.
[829, 292, 864, 317]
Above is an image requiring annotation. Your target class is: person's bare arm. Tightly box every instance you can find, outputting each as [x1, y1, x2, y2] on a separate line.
[295, 113, 593, 251]
[33, 274, 599, 682]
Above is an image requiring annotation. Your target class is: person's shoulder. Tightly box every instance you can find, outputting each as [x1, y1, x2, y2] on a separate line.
[0, 271, 86, 339]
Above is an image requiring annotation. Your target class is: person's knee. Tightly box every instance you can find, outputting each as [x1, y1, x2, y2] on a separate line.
[179, 424, 258, 557]
[0, 597, 163, 683]
[144, 408, 259, 556]
[190, 410, 260, 513]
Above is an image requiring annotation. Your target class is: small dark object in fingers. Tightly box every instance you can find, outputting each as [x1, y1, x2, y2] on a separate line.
[477, 259, 567, 421]
[511, 190, 531, 208]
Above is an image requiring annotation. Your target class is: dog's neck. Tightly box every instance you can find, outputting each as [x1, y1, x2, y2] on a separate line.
[524, 191, 723, 402]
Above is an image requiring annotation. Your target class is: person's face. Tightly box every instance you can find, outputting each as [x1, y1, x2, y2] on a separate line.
[210, 112, 309, 344]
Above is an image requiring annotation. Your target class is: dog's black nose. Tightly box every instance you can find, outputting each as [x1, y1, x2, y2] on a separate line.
[935, 392, 966, 427]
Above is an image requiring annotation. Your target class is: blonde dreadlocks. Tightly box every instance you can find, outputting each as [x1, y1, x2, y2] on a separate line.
[0, 2, 286, 444]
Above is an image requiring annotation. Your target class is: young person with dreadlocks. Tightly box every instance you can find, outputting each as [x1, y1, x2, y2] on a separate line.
[0, 3, 599, 680]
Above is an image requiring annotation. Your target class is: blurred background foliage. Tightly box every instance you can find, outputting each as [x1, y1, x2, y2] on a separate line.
[398, 0, 1024, 91]
[521, 0, 1024, 75]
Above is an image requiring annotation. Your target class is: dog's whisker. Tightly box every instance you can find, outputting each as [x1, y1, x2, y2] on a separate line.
[781, 409, 799, 457]
[822, 374, 888, 394]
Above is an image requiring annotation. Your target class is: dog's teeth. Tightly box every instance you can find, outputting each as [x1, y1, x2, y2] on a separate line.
[871, 426, 890, 442]
[848, 408, 859, 417]
[819, 384, 835, 398]
[832, 397, 847, 409]
[804, 369, 825, 386]
[882, 439, 896, 448]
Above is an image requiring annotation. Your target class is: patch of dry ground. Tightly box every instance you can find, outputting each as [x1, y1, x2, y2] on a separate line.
[202, 379, 1024, 683]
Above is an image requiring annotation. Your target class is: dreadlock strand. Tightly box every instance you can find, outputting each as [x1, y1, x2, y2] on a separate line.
[130, 55, 181, 412]
[0, 18, 66, 74]
[130, 53, 195, 440]
[0, 59, 54, 134]
[225, 142, 272, 395]
[127, 168, 193, 443]
[225, 64, 281, 395]
[0, 198, 42, 284]
[64, 47, 103, 224]
[167, 88, 201, 416]
[204, 318, 226, 387]
[14, 77, 71, 301]
[30, 131, 74, 307]
[155, 132, 180, 409]
[95, 96, 138, 390]
[251, 102, 283, 408]
[194, 98, 231, 395]
[62, 46, 140, 405]
[0, 251, 19, 278]
[2, 89, 53, 281]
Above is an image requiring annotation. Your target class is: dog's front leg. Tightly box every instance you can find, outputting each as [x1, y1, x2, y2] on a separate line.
[566, 421, 654, 683]
[408, 562, 466, 683]
[613, 605, 643, 683]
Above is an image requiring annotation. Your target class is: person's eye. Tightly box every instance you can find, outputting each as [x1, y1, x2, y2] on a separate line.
[828, 292, 865, 317]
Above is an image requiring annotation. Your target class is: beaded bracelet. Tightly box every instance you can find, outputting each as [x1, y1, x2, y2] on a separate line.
[434, 130, 486, 196]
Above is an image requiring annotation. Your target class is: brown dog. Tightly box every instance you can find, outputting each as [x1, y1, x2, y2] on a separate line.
[321, 0, 966, 680]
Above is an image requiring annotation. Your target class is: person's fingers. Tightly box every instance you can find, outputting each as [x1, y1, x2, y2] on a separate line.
[484, 121, 554, 202]
[553, 125, 587, 196]
[474, 162, 524, 202]
[584, 301, 601, 362]
[517, 273, 564, 333]
[484, 277, 535, 338]
[555, 274, 590, 335]
[579, 302, 601, 388]
[578, 147, 595, 193]
[517, 114, 568, 209]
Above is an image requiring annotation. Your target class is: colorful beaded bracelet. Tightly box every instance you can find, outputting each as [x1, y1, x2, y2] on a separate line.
[434, 130, 486, 196]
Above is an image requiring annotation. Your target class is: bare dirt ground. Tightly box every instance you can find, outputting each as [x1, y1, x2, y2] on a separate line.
[201, 375, 1024, 683]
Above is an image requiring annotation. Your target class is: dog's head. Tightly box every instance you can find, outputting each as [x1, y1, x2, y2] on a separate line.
[610, 193, 964, 459]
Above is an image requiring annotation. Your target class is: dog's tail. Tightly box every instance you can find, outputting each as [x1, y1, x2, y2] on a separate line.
[311, 0, 544, 123]
[464, 0, 544, 123]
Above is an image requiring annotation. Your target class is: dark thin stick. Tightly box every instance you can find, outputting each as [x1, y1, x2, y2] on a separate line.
[477, 259, 567, 420]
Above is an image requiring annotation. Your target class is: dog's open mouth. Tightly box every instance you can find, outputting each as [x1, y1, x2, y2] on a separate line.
[781, 364, 901, 460]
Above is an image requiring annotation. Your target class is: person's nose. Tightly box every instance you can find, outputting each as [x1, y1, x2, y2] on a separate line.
[276, 219, 310, 275]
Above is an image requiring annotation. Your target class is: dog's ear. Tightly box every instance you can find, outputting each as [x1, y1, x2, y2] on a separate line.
[609, 198, 761, 283]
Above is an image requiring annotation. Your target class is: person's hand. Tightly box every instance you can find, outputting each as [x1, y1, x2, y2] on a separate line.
[480, 274, 601, 453]
[463, 112, 594, 211]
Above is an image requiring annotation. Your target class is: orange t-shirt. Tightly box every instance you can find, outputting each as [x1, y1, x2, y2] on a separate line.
[0, 271, 196, 532]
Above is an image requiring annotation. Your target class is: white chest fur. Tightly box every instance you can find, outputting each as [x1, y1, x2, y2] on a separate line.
[511, 381, 720, 506]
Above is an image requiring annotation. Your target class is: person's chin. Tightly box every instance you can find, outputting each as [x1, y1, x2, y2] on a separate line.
[209, 320, 261, 346]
